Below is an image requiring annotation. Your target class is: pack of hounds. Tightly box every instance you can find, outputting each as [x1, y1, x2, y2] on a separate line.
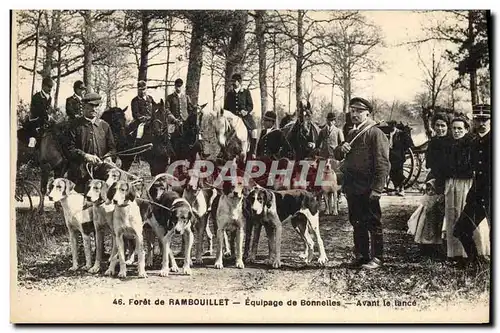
[47, 162, 339, 279]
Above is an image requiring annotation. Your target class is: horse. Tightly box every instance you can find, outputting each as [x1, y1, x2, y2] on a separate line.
[170, 103, 208, 166]
[116, 100, 171, 177]
[280, 115, 320, 161]
[213, 109, 249, 163]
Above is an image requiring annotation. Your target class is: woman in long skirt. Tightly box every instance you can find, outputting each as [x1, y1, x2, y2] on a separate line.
[444, 116, 490, 262]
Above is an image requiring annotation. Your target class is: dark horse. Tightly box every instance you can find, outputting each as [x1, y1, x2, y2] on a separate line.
[113, 100, 207, 176]
[16, 107, 130, 210]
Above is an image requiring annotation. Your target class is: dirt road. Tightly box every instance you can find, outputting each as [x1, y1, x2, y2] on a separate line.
[12, 194, 490, 323]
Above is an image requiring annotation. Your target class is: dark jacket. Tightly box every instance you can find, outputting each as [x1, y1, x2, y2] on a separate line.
[223, 88, 256, 130]
[317, 124, 344, 158]
[288, 121, 319, 160]
[334, 119, 390, 195]
[165, 92, 193, 122]
[470, 131, 491, 200]
[65, 94, 83, 120]
[425, 135, 453, 192]
[447, 133, 474, 180]
[65, 117, 116, 180]
[256, 128, 293, 159]
[29, 91, 52, 128]
[131, 95, 155, 121]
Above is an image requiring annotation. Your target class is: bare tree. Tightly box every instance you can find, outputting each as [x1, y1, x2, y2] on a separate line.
[321, 12, 384, 113]
[415, 44, 451, 109]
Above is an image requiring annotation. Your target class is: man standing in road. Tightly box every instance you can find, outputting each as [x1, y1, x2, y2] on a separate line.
[334, 97, 390, 270]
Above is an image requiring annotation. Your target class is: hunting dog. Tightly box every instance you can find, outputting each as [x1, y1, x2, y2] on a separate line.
[105, 180, 147, 278]
[47, 178, 94, 271]
[182, 169, 218, 264]
[245, 187, 328, 266]
[212, 176, 248, 269]
[85, 179, 115, 273]
[315, 159, 339, 216]
[146, 190, 195, 276]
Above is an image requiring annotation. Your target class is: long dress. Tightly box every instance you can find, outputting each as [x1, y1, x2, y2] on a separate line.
[443, 134, 490, 258]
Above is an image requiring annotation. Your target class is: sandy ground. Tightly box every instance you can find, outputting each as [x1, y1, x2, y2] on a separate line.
[11, 193, 490, 323]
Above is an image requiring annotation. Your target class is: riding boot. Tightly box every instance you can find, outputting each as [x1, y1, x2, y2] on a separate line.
[249, 138, 257, 158]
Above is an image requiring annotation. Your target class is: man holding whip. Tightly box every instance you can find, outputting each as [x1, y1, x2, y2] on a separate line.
[334, 97, 390, 270]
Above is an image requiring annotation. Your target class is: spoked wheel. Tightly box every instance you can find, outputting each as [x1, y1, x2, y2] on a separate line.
[15, 179, 42, 211]
[384, 148, 415, 193]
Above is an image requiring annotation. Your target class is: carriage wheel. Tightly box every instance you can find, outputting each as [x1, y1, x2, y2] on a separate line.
[403, 148, 417, 189]
[15, 179, 42, 211]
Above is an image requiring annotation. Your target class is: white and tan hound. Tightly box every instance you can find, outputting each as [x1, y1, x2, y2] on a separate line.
[47, 178, 93, 271]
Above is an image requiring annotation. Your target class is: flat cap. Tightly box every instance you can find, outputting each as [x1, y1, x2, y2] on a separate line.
[349, 97, 373, 113]
[137, 80, 147, 90]
[263, 111, 277, 122]
[82, 92, 102, 105]
[326, 112, 335, 121]
[472, 104, 491, 118]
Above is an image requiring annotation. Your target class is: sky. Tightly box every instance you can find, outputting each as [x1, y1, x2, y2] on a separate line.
[13, 10, 471, 122]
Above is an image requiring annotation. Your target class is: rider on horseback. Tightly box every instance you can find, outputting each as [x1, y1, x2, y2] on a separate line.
[223, 73, 258, 159]
[165, 78, 192, 128]
[129, 80, 156, 138]
[28, 77, 54, 136]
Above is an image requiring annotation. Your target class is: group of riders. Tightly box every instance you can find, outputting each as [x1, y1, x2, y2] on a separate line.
[23, 73, 354, 191]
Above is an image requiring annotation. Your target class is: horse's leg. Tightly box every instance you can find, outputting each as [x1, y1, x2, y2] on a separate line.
[39, 165, 50, 212]
[119, 156, 134, 172]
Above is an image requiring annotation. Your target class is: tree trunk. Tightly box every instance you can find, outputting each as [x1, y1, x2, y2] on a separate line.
[272, 33, 277, 119]
[224, 11, 248, 93]
[41, 12, 56, 79]
[54, 41, 62, 109]
[470, 69, 478, 106]
[255, 10, 267, 114]
[186, 17, 205, 106]
[138, 12, 150, 82]
[31, 11, 42, 97]
[164, 15, 173, 101]
[82, 10, 94, 92]
[468, 11, 479, 107]
[295, 10, 304, 114]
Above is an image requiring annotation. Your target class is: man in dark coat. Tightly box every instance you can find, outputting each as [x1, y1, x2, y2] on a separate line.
[256, 111, 292, 159]
[387, 120, 414, 196]
[65, 80, 86, 120]
[334, 97, 390, 270]
[29, 77, 54, 130]
[453, 104, 491, 270]
[129, 80, 156, 137]
[165, 78, 193, 126]
[223, 73, 258, 158]
[317, 112, 344, 162]
[65, 92, 116, 193]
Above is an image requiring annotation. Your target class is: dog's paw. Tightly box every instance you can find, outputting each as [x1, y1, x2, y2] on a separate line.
[182, 265, 192, 275]
[299, 252, 307, 260]
[82, 264, 92, 271]
[125, 258, 135, 265]
[118, 270, 127, 278]
[271, 259, 282, 269]
[69, 265, 79, 271]
[307, 251, 315, 264]
[138, 271, 148, 278]
[214, 260, 224, 269]
[223, 251, 232, 258]
[170, 265, 180, 273]
[159, 269, 169, 277]
[146, 258, 154, 268]
[104, 268, 114, 276]
[88, 265, 100, 273]
[317, 255, 328, 266]
[235, 259, 245, 269]
[245, 256, 256, 264]
[194, 257, 203, 265]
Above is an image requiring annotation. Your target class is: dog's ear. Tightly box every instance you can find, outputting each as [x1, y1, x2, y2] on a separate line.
[63, 179, 76, 195]
[107, 182, 117, 201]
[99, 181, 109, 200]
[47, 178, 54, 193]
[222, 181, 232, 196]
[264, 190, 273, 209]
[126, 183, 136, 202]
